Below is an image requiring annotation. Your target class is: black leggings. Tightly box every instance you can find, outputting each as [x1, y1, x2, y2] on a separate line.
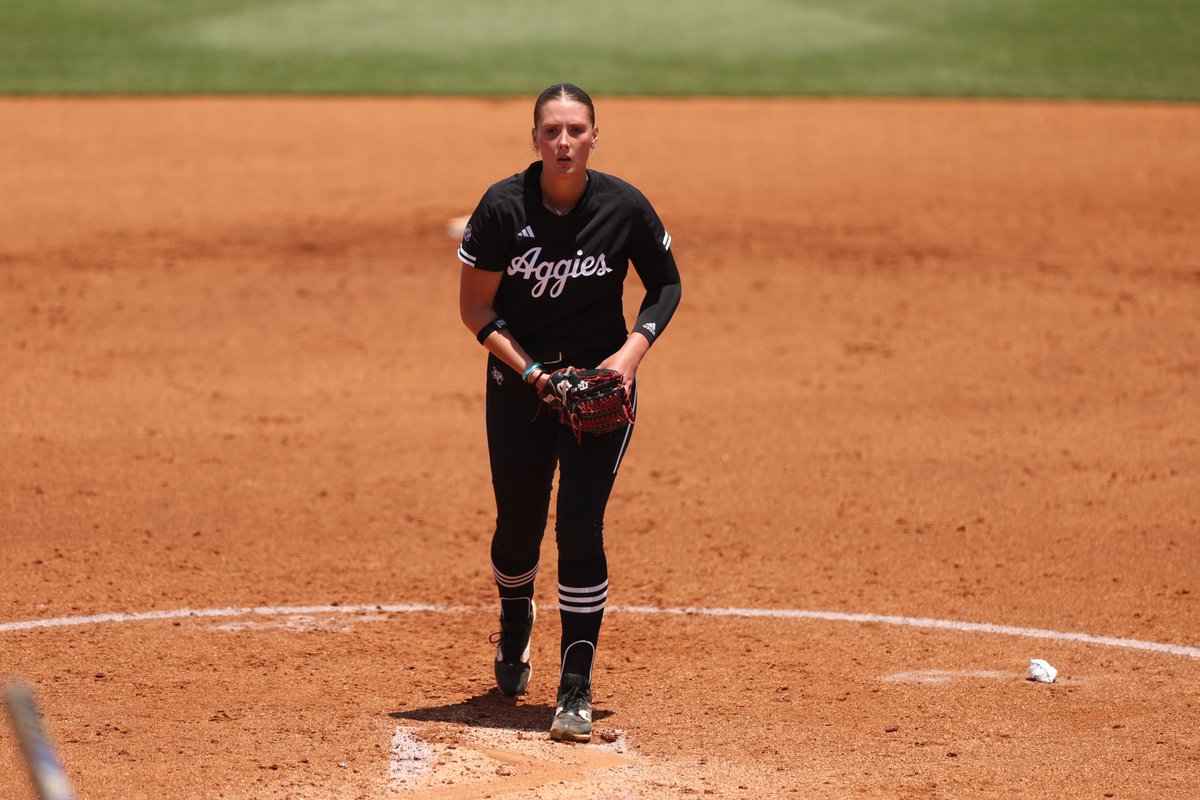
[485, 354, 635, 567]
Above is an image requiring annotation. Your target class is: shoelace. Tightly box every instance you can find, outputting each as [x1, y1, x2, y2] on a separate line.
[488, 624, 530, 662]
[558, 684, 588, 715]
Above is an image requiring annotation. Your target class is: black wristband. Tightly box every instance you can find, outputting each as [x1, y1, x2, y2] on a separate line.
[475, 318, 507, 344]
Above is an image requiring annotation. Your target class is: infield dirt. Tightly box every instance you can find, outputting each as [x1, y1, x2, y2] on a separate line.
[2, 97, 1199, 798]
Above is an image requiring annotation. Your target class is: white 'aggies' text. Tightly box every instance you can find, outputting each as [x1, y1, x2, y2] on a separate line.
[507, 247, 611, 298]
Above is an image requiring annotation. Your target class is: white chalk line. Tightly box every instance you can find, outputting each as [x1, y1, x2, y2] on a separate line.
[878, 669, 1012, 684]
[1, 602, 1198, 660]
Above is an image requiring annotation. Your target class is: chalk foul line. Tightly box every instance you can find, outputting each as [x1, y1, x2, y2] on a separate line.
[1, 602, 1197, 660]
[622, 606, 1200, 660]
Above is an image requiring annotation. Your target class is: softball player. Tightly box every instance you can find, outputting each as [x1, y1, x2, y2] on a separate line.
[458, 83, 682, 742]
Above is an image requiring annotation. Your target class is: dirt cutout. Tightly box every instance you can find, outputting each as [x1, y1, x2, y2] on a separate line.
[2, 97, 1199, 798]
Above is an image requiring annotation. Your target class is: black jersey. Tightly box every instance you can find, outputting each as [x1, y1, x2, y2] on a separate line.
[457, 162, 680, 356]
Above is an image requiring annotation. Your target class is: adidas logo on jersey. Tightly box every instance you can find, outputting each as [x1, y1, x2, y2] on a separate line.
[641, 322, 657, 336]
[517, 226, 535, 239]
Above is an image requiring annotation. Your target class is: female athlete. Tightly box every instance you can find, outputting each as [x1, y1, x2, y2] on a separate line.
[457, 83, 682, 742]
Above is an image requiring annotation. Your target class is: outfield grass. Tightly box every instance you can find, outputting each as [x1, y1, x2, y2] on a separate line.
[0, 0, 1196, 99]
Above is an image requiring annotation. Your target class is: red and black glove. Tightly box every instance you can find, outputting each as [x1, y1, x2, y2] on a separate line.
[539, 367, 634, 440]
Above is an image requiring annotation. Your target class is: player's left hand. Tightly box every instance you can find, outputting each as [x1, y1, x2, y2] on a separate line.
[598, 332, 651, 393]
[596, 353, 638, 393]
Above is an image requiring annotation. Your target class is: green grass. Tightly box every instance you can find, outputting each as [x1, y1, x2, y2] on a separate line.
[0, 0, 1196, 99]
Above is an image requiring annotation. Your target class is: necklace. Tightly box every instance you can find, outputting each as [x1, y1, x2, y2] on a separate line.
[542, 175, 587, 217]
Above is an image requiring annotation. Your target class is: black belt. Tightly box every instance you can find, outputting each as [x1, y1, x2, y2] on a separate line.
[526, 347, 612, 369]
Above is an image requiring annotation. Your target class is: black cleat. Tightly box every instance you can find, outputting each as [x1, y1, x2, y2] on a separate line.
[549, 672, 592, 742]
[491, 600, 535, 696]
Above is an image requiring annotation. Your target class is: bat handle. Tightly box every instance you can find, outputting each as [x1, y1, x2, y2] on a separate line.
[4, 682, 77, 800]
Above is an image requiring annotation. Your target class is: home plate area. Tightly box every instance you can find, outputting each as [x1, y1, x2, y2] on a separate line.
[386, 722, 636, 798]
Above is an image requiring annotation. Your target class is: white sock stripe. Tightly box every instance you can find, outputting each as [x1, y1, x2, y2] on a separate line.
[494, 575, 537, 589]
[493, 563, 539, 588]
[559, 601, 607, 614]
[559, 594, 607, 607]
[497, 567, 539, 585]
[559, 588, 607, 602]
[556, 587, 604, 599]
[557, 580, 608, 595]
[494, 562, 539, 581]
[558, 580, 608, 612]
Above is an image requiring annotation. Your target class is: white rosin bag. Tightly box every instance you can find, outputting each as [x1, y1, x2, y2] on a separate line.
[1027, 658, 1058, 683]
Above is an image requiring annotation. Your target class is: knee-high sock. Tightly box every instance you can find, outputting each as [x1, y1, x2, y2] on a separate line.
[492, 544, 538, 623]
[557, 555, 608, 681]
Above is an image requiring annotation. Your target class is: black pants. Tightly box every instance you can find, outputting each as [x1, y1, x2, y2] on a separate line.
[485, 354, 634, 564]
[485, 353, 634, 680]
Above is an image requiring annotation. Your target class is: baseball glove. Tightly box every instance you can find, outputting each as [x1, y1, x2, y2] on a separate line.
[540, 367, 635, 440]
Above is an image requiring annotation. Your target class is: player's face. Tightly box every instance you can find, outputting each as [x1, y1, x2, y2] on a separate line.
[532, 100, 597, 177]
